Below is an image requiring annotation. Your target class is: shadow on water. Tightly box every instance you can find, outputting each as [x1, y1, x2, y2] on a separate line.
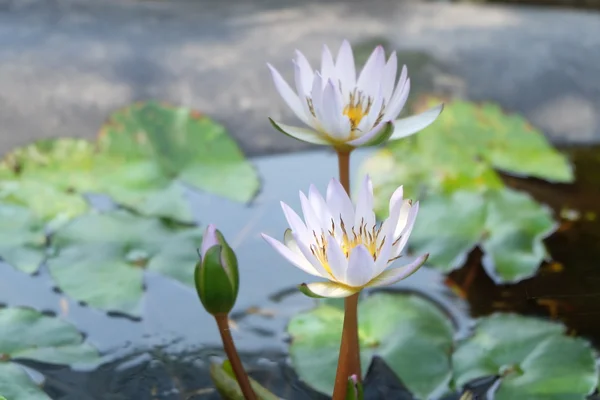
[3, 146, 600, 398]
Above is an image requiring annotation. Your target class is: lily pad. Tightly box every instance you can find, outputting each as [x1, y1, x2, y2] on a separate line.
[0, 203, 47, 273]
[47, 210, 203, 315]
[97, 101, 260, 204]
[452, 314, 598, 400]
[0, 139, 93, 223]
[288, 292, 455, 399]
[0, 307, 100, 400]
[410, 188, 556, 283]
[362, 98, 569, 283]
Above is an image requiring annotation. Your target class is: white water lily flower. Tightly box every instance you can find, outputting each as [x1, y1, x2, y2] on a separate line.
[267, 40, 443, 149]
[261, 176, 428, 298]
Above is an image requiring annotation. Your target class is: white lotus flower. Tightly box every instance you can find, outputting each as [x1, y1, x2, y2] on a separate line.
[261, 176, 428, 298]
[267, 40, 443, 149]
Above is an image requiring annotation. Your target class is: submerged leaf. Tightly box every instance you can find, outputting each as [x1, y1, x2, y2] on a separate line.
[47, 210, 203, 315]
[288, 293, 455, 399]
[452, 314, 597, 400]
[209, 360, 281, 400]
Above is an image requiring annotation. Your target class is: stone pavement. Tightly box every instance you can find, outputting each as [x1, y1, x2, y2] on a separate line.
[0, 0, 599, 156]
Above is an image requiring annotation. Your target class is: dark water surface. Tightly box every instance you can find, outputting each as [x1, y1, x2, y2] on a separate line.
[2, 147, 600, 399]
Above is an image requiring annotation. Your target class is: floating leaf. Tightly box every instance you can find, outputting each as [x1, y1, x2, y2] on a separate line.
[0, 203, 47, 273]
[48, 210, 202, 315]
[0, 139, 93, 223]
[453, 314, 598, 400]
[411, 188, 555, 282]
[0, 307, 100, 400]
[288, 293, 454, 399]
[98, 101, 260, 205]
[0, 363, 50, 400]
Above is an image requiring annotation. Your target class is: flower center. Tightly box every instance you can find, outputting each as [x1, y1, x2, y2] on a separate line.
[309, 217, 398, 280]
[343, 90, 372, 133]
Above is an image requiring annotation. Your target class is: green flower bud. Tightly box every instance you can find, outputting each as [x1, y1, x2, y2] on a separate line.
[194, 224, 239, 315]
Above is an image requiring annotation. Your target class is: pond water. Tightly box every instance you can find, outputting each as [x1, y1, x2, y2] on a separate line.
[1, 146, 600, 399]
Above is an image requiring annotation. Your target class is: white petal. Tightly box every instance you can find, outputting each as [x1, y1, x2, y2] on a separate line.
[200, 223, 219, 257]
[356, 46, 385, 98]
[321, 44, 336, 82]
[261, 233, 321, 277]
[281, 201, 310, 243]
[372, 231, 393, 278]
[267, 63, 309, 124]
[304, 281, 359, 298]
[320, 79, 346, 139]
[326, 178, 354, 229]
[346, 121, 393, 147]
[389, 104, 444, 141]
[335, 40, 356, 94]
[394, 200, 415, 239]
[381, 52, 398, 103]
[269, 119, 329, 145]
[308, 184, 334, 228]
[294, 50, 314, 94]
[366, 254, 428, 288]
[300, 190, 325, 232]
[392, 202, 420, 258]
[326, 235, 348, 282]
[386, 65, 407, 115]
[377, 185, 404, 246]
[346, 244, 376, 287]
[311, 72, 324, 116]
[284, 228, 302, 255]
[353, 175, 376, 229]
[293, 62, 314, 122]
[384, 78, 410, 121]
[293, 232, 330, 278]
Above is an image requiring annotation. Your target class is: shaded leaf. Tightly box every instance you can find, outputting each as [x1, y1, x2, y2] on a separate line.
[453, 314, 597, 400]
[0, 203, 47, 273]
[48, 211, 202, 315]
[0, 363, 50, 400]
[0, 307, 99, 365]
[411, 188, 556, 282]
[288, 292, 454, 399]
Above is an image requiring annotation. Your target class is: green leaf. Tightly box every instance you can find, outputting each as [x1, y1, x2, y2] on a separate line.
[0, 139, 93, 223]
[453, 314, 598, 400]
[410, 191, 486, 272]
[0, 203, 47, 273]
[481, 189, 556, 282]
[410, 188, 556, 282]
[209, 360, 281, 400]
[98, 101, 260, 205]
[47, 210, 203, 315]
[0, 308, 99, 400]
[0, 307, 99, 365]
[362, 99, 573, 282]
[0, 363, 50, 400]
[287, 292, 455, 398]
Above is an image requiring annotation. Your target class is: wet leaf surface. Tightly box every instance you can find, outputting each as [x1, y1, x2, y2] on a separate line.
[0, 307, 99, 400]
[97, 102, 260, 214]
[411, 188, 556, 282]
[453, 314, 598, 400]
[0, 203, 47, 273]
[287, 292, 455, 399]
[362, 99, 571, 283]
[47, 210, 203, 315]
